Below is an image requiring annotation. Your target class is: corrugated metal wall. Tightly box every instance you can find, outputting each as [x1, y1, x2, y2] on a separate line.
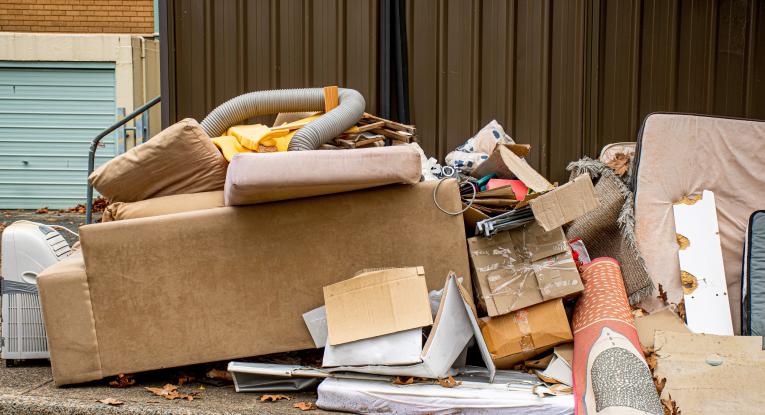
[162, 0, 765, 182]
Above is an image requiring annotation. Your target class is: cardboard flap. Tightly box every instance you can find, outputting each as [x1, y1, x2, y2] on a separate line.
[472, 145, 554, 193]
[324, 267, 433, 345]
[529, 174, 599, 231]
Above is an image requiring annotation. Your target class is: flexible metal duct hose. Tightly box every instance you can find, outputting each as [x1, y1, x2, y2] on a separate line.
[200, 88, 365, 151]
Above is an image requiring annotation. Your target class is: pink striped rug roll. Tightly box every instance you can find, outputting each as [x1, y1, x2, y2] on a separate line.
[572, 258, 662, 415]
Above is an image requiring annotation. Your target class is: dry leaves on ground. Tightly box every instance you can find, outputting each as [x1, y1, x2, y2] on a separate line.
[206, 368, 233, 382]
[260, 394, 291, 402]
[145, 384, 198, 401]
[392, 376, 415, 385]
[177, 374, 195, 386]
[109, 373, 136, 388]
[437, 376, 462, 388]
[294, 402, 317, 411]
[96, 398, 124, 406]
[35, 207, 49, 214]
[662, 395, 681, 415]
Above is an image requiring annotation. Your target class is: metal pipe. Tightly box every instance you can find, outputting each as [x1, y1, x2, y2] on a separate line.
[86, 96, 161, 224]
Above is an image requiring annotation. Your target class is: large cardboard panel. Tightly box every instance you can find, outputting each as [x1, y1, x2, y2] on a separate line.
[75, 181, 470, 381]
[654, 331, 765, 414]
[324, 267, 432, 345]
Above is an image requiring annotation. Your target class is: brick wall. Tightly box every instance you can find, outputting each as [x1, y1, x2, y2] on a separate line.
[0, 0, 155, 34]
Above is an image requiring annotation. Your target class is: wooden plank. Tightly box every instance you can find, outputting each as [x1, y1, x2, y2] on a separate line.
[324, 85, 339, 112]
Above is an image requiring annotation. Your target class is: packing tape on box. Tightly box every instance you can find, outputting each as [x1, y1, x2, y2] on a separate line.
[514, 309, 536, 352]
[484, 257, 575, 298]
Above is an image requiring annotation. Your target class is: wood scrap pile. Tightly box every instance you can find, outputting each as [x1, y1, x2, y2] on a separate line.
[320, 113, 416, 150]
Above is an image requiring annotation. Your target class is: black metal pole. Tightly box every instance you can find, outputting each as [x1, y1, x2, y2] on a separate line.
[86, 95, 161, 224]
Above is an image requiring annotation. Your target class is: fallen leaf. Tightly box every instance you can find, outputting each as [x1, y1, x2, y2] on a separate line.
[662, 394, 682, 415]
[645, 351, 658, 372]
[392, 376, 415, 385]
[657, 284, 668, 304]
[675, 300, 687, 322]
[35, 207, 49, 214]
[260, 394, 291, 402]
[96, 398, 124, 406]
[654, 376, 666, 395]
[606, 153, 631, 176]
[109, 373, 136, 388]
[145, 384, 197, 401]
[206, 368, 233, 381]
[294, 402, 317, 411]
[437, 375, 462, 388]
[177, 374, 195, 386]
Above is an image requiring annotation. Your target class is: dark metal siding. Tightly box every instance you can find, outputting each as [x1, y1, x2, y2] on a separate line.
[162, 0, 765, 183]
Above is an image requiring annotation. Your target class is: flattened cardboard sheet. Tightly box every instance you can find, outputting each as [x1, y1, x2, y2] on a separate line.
[634, 308, 690, 349]
[654, 331, 765, 414]
[324, 267, 433, 345]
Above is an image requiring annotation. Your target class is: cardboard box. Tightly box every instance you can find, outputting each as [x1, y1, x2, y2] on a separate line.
[479, 299, 573, 369]
[324, 267, 433, 345]
[467, 222, 583, 316]
[38, 181, 471, 385]
[469, 144, 599, 231]
[529, 174, 599, 231]
[322, 274, 496, 380]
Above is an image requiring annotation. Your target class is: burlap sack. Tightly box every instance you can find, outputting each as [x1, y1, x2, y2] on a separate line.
[565, 158, 652, 304]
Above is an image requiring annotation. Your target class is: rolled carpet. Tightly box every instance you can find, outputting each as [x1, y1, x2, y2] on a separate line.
[572, 258, 661, 415]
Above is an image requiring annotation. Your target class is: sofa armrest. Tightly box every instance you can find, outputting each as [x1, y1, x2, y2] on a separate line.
[38, 252, 103, 385]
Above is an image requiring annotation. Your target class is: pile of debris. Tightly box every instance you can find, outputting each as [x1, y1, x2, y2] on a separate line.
[6, 86, 765, 415]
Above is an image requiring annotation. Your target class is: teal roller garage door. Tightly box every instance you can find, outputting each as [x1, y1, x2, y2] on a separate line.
[0, 61, 117, 209]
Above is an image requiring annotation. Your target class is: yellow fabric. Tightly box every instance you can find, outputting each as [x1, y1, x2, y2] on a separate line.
[227, 124, 290, 151]
[224, 113, 361, 154]
[212, 135, 252, 161]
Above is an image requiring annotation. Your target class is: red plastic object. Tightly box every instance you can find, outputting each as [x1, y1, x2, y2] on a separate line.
[485, 179, 529, 201]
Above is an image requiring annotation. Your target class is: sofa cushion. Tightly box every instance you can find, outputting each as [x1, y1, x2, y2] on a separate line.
[225, 145, 421, 206]
[89, 119, 227, 203]
[102, 191, 224, 222]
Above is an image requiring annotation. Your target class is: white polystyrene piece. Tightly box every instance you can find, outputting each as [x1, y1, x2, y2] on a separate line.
[672, 190, 734, 335]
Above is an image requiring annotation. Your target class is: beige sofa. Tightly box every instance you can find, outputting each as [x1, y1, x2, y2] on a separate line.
[38, 181, 470, 385]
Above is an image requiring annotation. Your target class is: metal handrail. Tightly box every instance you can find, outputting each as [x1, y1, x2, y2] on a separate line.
[86, 95, 161, 224]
